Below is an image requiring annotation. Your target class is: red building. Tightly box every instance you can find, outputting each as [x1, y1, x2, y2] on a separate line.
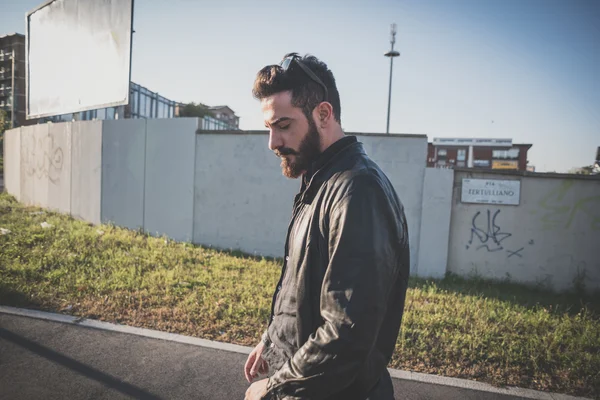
[427, 138, 532, 171]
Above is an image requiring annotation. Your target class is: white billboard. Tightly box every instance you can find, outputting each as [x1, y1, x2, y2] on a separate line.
[26, 0, 134, 119]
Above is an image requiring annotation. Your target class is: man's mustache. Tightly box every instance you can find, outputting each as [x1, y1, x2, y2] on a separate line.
[274, 148, 298, 157]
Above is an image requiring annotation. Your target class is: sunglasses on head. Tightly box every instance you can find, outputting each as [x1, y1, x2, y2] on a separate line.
[280, 55, 329, 102]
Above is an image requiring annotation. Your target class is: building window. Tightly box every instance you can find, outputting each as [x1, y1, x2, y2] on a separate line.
[106, 107, 115, 120]
[493, 148, 520, 159]
[139, 95, 146, 117]
[457, 149, 466, 161]
[437, 149, 447, 157]
[131, 90, 137, 116]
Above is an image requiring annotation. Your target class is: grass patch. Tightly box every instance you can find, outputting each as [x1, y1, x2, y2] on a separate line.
[1, 192, 598, 398]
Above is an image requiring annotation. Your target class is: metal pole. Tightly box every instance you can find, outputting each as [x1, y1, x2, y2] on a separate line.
[128, 0, 135, 117]
[386, 42, 394, 135]
[11, 49, 15, 128]
[384, 23, 399, 135]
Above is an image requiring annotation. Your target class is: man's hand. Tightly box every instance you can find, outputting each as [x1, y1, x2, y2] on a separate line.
[245, 378, 268, 400]
[244, 341, 269, 383]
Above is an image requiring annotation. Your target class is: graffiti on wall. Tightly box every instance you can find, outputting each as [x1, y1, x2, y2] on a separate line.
[535, 181, 600, 231]
[21, 133, 64, 184]
[466, 209, 533, 258]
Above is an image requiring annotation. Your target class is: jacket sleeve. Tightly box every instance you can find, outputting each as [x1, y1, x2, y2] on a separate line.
[261, 329, 271, 346]
[262, 175, 403, 399]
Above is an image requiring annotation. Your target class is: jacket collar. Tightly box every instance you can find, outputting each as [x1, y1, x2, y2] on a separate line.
[300, 136, 364, 204]
[305, 135, 357, 181]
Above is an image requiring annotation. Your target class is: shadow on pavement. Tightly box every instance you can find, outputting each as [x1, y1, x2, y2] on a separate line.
[0, 326, 163, 400]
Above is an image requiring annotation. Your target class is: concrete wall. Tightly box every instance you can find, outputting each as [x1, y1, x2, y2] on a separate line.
[8, 125, 428, 270]
[448, 170, 600, 292]
[358, 135, 427, 273]
[19, 124, 48, 207]
[46, 123, 72, 214]
[416, 168, 454, 278]
[3, 127, 21, 200]
[143, 118, 196, 242]
[101, 119, 146, 230]
[192, 132, 428, 269]
[10, 119, 197, 240]
[8, 120, 599, 293]
[19, 123, 71, 213]
[10, 121, 100, 223]
[71, 121, 102, 224]
[193, 133, 299, 256]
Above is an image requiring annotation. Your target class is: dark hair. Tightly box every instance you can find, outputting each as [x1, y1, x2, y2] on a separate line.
[252, 53, 342, 124]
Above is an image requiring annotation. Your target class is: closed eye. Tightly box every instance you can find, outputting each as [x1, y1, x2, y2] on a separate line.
[265, 117, 292, 130]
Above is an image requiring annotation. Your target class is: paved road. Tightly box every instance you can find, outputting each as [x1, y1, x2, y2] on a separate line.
[0, 313, 560, 400]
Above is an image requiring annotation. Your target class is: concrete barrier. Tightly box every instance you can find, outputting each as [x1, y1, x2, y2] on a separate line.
[448, 170, 600, 292]
[101, 119, 146, 230]
[192, 132, 428, 265]
[9, 119, 598, 293]
[20, 124, 49, 208]
[46, 122, 72, 214]
[193, 132, 297, 256]
[143, 118, 196, 242]
[359, 134, 427, 273]
[3, 127, 21, 200]
[416, 168, 454, 278]
[17, 123, 72, 213]
[71, 121, 102, 224]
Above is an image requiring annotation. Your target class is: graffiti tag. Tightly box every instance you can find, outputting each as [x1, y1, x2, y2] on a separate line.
[466, 209, 533, 258]
[506, 247, 524, 258]
[22, 134, 64, 184]
[467, 209, 512, 252]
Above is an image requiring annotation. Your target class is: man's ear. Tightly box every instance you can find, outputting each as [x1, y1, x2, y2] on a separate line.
[313, 102, 333, 126]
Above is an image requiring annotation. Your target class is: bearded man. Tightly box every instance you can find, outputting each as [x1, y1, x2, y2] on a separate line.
[244, 53, 410, 400]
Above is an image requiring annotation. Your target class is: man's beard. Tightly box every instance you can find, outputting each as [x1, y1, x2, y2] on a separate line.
[275, 118, 321, 179]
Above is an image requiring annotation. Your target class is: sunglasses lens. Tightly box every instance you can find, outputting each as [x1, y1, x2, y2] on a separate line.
[280, 57, 292, 71]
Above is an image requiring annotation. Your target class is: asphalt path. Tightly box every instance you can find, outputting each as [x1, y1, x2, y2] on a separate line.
[0, 313, 581, 400]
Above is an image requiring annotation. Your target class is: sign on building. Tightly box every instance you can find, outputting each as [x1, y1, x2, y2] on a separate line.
[462, 179, 521, 205]
[473, 159, 490, 167]
[492, 160, 519, 170]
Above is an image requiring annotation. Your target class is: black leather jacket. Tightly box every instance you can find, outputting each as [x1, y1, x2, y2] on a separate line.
[262, 136, 410, 400]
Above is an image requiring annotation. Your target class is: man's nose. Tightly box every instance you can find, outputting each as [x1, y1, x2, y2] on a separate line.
[269, 130, 283, 152]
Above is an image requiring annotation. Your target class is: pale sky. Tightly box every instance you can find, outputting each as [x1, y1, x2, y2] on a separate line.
[2, 0, 599, 172]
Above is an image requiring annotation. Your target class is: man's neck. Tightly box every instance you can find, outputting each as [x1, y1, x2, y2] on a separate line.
[319, 127, 345, 153]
